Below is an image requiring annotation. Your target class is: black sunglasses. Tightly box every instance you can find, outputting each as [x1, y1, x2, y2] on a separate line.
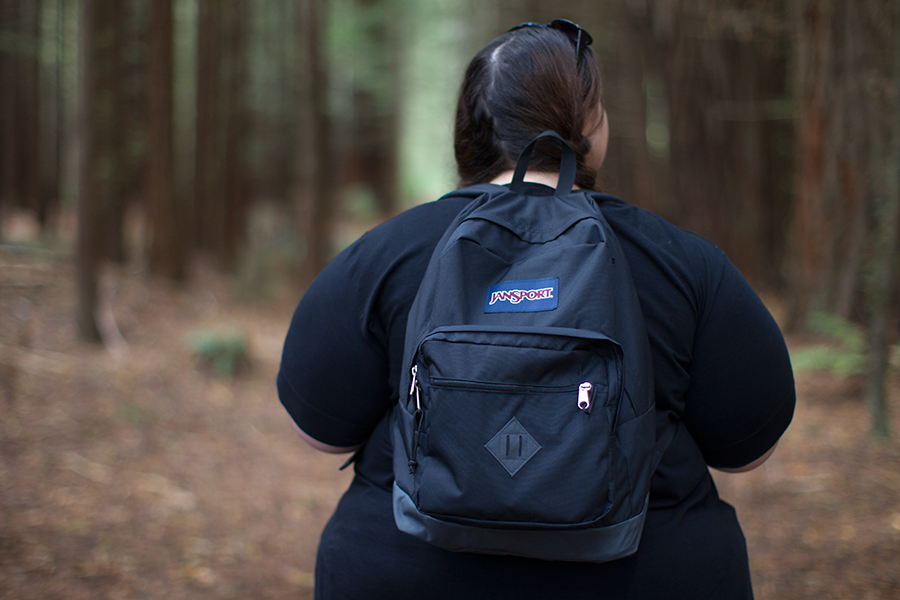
[508, 19, 594, 61]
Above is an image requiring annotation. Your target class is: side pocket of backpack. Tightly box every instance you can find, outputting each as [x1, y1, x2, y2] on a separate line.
[391, 396, 426, 505]
[612, 406, 656, 514]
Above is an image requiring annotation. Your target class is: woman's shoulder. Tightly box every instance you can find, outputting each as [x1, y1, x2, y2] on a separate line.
[593, 194, 729, 278]
[594, 194, 719, 249]
[347, 192, 478, 255]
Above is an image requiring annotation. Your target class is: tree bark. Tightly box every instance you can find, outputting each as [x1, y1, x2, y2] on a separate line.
[0, 0, 21, 219]
[102, 0, 128, 262]
[220, 0, 248, 269]
[38, 0, 63, 233]
[784, 0, 878, 329]
[192, 0, 248, 270]
[146, 0, 186, 280]
[866, 2, 900, 439]
[20, 0, 41, 224]
[611, 3, 668, 215]
[832, 0, 868, 320]
[297, 0, 338, 286]
[194, 0, 223, 254]
[644, 0, 792, 288]
[347, 0, 400, 217]
[76, 0, 102, 342]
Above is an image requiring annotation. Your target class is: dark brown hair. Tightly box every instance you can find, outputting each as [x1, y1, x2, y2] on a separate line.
[454, 26, 604, 190]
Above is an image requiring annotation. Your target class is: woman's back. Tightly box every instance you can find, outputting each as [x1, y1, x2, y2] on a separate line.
[277, 183, 794, 599]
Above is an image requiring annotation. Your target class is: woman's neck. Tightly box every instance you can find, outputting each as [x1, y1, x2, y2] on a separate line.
[490, 171, 575, 188]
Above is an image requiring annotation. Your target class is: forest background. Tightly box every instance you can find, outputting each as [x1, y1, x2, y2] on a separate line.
[1, 0, 900, 598]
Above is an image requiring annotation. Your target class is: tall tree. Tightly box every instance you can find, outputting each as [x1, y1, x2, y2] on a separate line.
[38, 0, 64, 232]
[102, 0, 129, 261]
[607, 2, 669, 215]
[591, 1, 793, 289]
[19, 0, 41, 225]
[80, 0, 128, 263]
[220, 0, 249, 267]
[783, 0, 898, 435]
[146, 0, 186, 279]
[271, 0, 299, 204]
[0, 0, 17, 226]
[785, 0, 839, 329]
[785, 0, 877, 329]
[75, 0, 103, 342]
[346, 0, 400, 216]
[647, 1, 792, 286]
[865, 1, 900, 439]
[194, 0, 223, 255]
[192, 0, 248, 270]
[0, 0, 36, 222]
[296, 0, 338, 285]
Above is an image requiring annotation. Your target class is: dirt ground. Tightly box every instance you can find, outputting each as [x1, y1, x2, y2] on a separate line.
[1, 243, 899, 600]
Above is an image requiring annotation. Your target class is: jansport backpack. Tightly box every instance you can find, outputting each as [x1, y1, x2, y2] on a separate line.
[392, 131, 670, 563]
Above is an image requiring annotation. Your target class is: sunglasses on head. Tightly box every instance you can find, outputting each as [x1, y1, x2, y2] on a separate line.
[508, 19, 594, 61]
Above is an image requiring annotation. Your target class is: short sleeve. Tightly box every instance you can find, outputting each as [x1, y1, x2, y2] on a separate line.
[681, 260, 796, 469]
[276, 241, 393, 448]
[276, 196, 475, 449]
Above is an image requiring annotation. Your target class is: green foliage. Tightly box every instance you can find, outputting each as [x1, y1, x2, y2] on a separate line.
[342, 185, 381, 222]
[235, 203, 301, 301]
[119, 402, 158, 425]
[189, 327, 249, 378]
[808, 311, 867, 354]
[789, 312, 867, 377]
[236, 234, 300, 301]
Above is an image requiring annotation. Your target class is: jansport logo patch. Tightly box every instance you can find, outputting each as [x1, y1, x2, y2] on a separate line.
[484, 277, 559, 313]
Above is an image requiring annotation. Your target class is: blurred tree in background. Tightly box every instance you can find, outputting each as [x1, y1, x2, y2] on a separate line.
[0, 0, 898, 435]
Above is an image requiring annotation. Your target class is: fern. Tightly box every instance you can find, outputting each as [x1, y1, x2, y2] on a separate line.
[189, 328, 249, 378]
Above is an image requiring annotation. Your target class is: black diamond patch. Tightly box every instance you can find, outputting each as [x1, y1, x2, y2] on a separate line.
[485, 417, 541, 477]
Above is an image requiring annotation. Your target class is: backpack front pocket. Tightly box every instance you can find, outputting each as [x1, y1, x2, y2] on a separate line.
[411, 326, 623, 528]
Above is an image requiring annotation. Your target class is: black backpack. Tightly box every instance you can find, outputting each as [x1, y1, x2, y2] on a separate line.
[392, 131, 669, 562]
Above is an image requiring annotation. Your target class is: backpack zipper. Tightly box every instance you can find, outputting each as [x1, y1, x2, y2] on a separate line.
[429, 376, 595, 413]
[578, 382, 594, 413]
[408, 365, 423, 474]
[430, 378, 574, 393]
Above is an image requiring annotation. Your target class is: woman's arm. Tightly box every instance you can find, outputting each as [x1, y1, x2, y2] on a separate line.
[682, 258, 795, 472]
[712, 442, 778, 473]
[293, 422, 361, 454]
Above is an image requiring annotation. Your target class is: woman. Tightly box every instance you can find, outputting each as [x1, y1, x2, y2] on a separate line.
[278, 20, 795, 599]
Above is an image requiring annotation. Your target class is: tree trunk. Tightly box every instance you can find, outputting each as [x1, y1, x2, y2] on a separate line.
[220, 0, 248, 269]
[102, 0, 128, 262]
[193, 0, 247, 270]
[194, 0, 223, 254]
[297, 0, 338, 286]
[347, 0, 400, 217]
[76, 0, 103, 342]
[0, 0, 21, 219]
[832, 0, 869, 319]
[38, 0, 63, 233]
[611, 4, 668, 214]
[866, 3, 900, 439]
[642, 0, 792, 288]
[20, 0, 41, 224]
[784, 0, 876, 329]
[272, 0, 297, 205]
[146, 0, 185, 280]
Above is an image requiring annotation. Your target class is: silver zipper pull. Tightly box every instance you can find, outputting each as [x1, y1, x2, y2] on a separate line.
[410, 365, 421, 412]
[578, 382, 593, 412]
[408, 365, 423, 474]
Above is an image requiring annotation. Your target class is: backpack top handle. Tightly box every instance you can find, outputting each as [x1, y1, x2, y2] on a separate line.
[509, 130, 577, 197]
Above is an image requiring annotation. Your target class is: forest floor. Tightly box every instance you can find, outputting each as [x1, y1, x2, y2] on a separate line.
[1, 234, 899, 600]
